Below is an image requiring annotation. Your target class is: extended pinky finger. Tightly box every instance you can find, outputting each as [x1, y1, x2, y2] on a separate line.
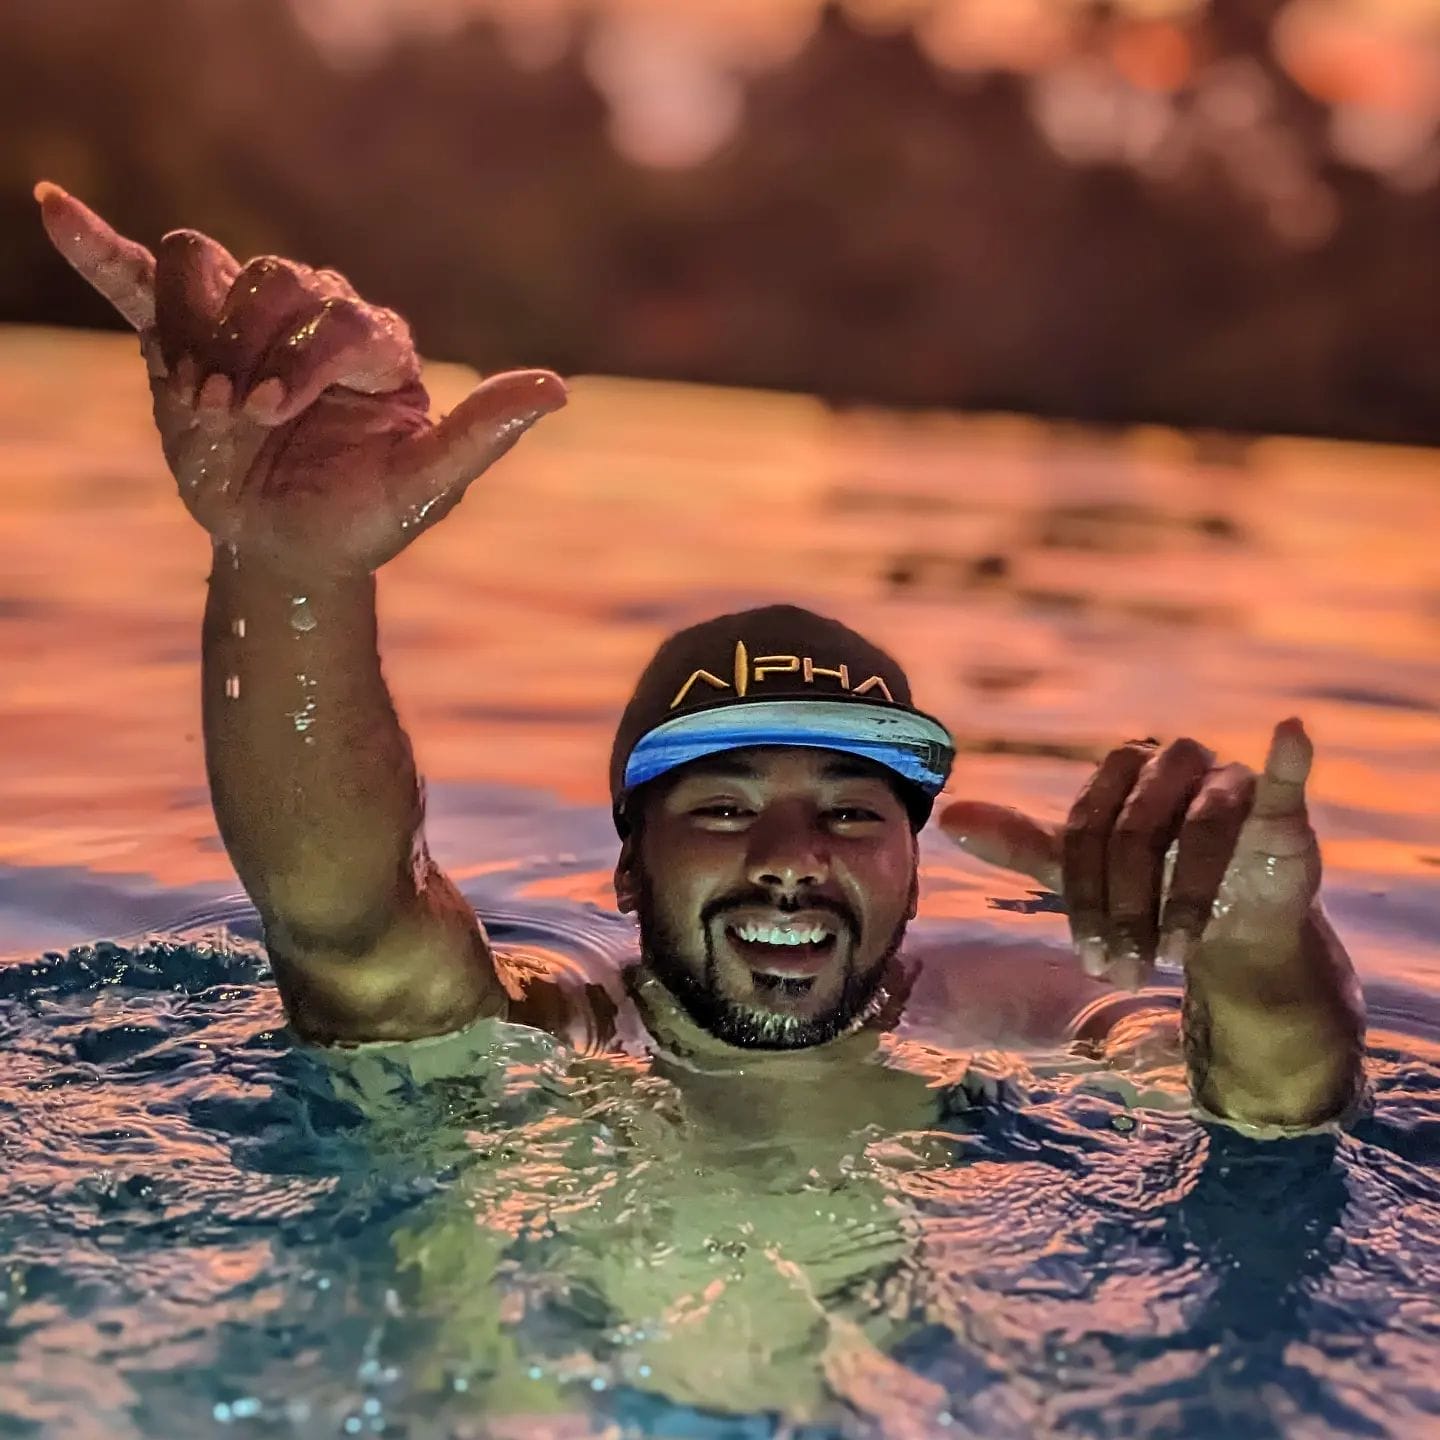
[35, 181, 156, 330]
[241, 299, 420, 424]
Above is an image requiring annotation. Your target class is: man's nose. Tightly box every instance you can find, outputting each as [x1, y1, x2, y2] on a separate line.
[745, 804, 831, 892]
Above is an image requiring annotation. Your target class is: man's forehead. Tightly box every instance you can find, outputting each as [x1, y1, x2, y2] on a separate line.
[668, 746, 892, 784]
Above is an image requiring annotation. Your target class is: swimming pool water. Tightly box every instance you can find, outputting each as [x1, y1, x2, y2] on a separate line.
[2, 327, 1438, 1438]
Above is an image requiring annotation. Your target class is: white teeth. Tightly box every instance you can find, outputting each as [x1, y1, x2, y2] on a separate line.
[730, 922, 831, 946]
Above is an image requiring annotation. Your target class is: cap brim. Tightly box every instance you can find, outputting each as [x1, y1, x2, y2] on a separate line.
[621, 698, 954, 799]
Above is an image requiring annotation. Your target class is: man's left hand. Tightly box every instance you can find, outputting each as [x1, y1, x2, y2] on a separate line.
[939, 720, 1321, 990]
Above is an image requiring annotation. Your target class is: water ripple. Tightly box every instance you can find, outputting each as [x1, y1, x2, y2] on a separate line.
[0, 915, 1438, 1438]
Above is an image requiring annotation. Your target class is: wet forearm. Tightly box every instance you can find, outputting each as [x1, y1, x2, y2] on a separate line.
[1183, 911, 1366, 1129]
[201, 549, 424, 948]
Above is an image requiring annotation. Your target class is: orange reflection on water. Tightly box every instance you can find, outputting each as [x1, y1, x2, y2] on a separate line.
[1, 326, 1437, 983]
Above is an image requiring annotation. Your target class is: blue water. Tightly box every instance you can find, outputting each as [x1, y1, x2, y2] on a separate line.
[3, 330, 1440, 1437]
[5, 896, 1440, 1439]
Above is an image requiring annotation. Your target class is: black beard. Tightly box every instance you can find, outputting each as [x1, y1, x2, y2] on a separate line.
[634, 871, 909, 1050]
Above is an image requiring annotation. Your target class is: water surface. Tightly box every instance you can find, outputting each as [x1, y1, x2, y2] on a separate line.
[1, 326, 1438, 1438]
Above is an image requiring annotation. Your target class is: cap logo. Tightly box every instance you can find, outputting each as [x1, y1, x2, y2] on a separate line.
[667, 640, 895, 709]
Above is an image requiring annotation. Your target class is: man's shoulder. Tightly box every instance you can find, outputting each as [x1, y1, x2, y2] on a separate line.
[305, 952, 649, 1120]
[502, 951, 650, 1057]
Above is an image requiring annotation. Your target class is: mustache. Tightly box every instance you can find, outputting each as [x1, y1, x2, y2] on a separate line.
[700, 891, 859, 942]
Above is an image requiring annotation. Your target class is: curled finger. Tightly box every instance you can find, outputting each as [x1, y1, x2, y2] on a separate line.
[242, 299, 422, 424]
[1157, 762, 1255, 970]
[1105, 738, 1213, 984]
[206, 256, 322, 402]
[154, 229, 242, 377]
[1063, 740, 1156, 977]
[312, 267, 360, 302]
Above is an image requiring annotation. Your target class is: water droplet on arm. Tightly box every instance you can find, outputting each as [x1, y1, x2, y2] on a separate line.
[289, 674, 318, 735]
[289, 597, 316, 633]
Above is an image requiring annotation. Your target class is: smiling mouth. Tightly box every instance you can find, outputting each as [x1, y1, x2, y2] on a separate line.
[722, 924, 840, 980]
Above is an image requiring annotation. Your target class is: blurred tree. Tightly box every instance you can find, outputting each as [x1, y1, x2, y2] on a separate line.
[4, 0, 1438, 442]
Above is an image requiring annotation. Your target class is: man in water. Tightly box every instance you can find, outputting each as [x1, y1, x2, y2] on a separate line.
[35, 182, 1365, 1133]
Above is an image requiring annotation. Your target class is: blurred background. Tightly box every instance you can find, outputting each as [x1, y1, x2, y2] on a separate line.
[5, 0, 1440, 442]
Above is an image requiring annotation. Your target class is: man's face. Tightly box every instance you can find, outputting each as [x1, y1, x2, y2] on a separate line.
[616, 746, 920, 1049]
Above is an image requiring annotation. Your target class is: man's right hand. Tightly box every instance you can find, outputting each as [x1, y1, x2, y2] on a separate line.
[35, 181, 565, 579]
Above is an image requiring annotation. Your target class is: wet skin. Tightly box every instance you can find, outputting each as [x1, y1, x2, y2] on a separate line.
[615, 747, 919, 1050]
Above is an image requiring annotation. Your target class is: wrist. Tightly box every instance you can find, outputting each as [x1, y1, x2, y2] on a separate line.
[208, 541, 373, 599]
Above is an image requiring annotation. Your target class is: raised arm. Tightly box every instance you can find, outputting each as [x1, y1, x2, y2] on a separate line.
[36, 182, 566, 1044]
[939, 721, 1367, 1131]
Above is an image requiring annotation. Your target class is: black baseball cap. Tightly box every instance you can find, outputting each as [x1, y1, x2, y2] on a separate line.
[609, 604, 955, 835]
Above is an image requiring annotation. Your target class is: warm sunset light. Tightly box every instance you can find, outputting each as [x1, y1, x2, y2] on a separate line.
[2, 6, 1439, 1438]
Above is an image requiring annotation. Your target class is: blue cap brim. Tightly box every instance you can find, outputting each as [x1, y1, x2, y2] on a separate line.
[621, 698, 954, 800]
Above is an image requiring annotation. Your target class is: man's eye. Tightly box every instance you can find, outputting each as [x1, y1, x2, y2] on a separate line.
[827, 807, 883, 824]
[693, 804, 751, 819]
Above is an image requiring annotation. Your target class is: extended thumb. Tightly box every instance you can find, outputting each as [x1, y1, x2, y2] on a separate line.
[395, 368, 566, 509]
